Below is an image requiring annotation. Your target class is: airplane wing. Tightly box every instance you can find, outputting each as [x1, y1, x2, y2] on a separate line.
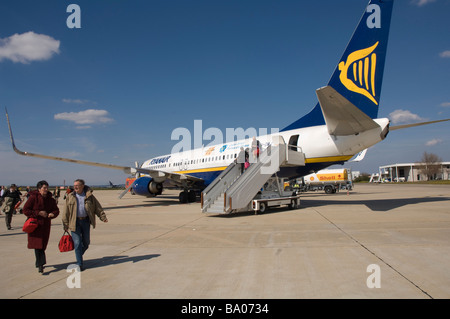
[390, 118, 450, 130]
[5, 109, 203, 184]
[316, 85, 380, 136]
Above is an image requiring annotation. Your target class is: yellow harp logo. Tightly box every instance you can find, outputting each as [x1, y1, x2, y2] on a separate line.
[338, 42, 379, 105]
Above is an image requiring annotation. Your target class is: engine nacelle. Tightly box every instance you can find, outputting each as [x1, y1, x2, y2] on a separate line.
[132, 176, 163, 196]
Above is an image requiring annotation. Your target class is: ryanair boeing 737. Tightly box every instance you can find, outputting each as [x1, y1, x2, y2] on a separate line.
[5, 0, 450, 206]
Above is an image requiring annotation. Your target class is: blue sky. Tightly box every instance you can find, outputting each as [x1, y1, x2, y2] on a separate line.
[1, 0, 449, 186]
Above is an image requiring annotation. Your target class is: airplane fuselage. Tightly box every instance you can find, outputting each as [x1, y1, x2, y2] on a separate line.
[141, 118, 389, 187]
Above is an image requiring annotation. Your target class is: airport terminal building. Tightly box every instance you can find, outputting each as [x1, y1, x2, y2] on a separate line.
[377, 162, 450, 182]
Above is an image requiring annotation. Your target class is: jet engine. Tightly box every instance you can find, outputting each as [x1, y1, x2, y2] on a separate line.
[132, 176, 163, 197]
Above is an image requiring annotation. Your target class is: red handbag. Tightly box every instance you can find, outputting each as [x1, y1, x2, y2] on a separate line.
[59, 231, 74, 252]
[22, 217, 38, 233]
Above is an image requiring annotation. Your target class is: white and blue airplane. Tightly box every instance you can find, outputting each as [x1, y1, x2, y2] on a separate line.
[5, 0, 450, 203]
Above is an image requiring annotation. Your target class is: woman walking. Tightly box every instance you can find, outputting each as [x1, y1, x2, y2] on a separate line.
[23, 180, 59, 274]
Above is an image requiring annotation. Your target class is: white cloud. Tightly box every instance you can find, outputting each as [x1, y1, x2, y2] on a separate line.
[426, 138, 442, 146]
[54, 109, 114, 125]
[0, 31, 60, 64]
[62, 99, 89, 104]
[440, 102, 450, 107]
[389, 109, 426, 124]
[411, 0, 436, 6]
[439, 51, 450, 58]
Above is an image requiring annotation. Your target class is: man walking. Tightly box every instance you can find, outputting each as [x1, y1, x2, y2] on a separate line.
[1, 184, 22, 230]
[62, 179, 108, 270]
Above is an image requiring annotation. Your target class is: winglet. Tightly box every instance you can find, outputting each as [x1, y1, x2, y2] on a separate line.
[5, 107, 24, 156]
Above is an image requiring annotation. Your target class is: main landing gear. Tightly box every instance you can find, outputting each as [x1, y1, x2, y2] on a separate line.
[179, 190, 197, 203]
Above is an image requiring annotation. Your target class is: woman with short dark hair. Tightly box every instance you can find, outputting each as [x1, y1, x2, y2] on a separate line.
[23, 180, 59, 274]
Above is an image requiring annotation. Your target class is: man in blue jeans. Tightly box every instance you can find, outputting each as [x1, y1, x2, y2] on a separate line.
[62, 179, 108, 270]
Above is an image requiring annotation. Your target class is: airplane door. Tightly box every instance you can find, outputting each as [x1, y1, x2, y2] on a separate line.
[288, 135, 300, 151]
[286, 134, 305, 166]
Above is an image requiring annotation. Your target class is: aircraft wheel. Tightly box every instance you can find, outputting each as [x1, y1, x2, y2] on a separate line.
[179, 191, 188, 203]
[259, 202, 267, 214]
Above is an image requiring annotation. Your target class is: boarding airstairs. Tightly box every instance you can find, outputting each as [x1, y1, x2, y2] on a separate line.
[201, 136, 305, 214]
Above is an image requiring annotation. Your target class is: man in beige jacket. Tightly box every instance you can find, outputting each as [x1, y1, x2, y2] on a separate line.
[62, 179, 108, 270]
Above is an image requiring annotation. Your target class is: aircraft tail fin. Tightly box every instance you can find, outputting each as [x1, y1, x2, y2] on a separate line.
[282, 0, 394, 132]
[327, 0, 393, 119]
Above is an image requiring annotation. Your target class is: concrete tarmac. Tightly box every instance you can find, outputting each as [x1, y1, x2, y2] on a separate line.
[1, 183, 449, 299]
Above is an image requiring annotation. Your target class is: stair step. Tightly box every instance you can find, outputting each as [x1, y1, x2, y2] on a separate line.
[209, 203, 224, 211]
[205, 207, 226, 214]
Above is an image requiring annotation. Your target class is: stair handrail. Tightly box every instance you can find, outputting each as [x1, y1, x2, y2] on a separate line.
[201, 162, 240, 212]
[224, 136, 287, 212]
